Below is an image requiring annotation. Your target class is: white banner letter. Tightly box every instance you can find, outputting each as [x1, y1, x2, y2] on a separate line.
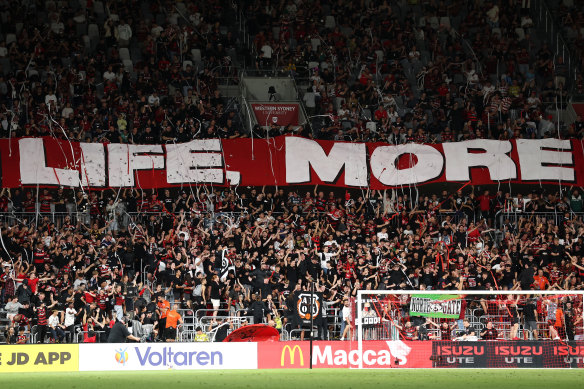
[443, 140, 516, 181]
[370, 144, 443, 186]
[285, 137, 368, 186]
[80, 143, 106, 187]
[108, 144, 164, 187]
[166, 140, 224, 184]
[19, 138, 79, 186]
[516, 139, 574, 181]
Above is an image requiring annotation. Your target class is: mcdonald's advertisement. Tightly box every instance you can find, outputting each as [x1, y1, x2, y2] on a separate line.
[0, 344, 78, 372]
[258, 341, 432, 369]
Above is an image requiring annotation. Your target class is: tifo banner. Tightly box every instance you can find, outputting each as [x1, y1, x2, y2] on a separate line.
[294, 291, 323, 326]
[0, 136, 582, 189]
[409, 294, 463, 319]
[258, 341, 432, 368]
[0, 344, 78, 372]
[251, 103, 299, 126]
[431, 341, 584, 368]
[78, 343, 257, 371]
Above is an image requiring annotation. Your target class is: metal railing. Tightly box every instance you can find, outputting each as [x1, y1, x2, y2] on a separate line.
[76, 330, 107, 343]
[176, 314, 254, 342]
[494, 210, 584, 230]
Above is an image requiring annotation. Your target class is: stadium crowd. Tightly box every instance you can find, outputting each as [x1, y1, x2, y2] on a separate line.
[1, 183, 584, 344]
[249, 0, 580, 142]
[0, 0, 581, 146]
[0, 0, 583, 344]
[554, 0, 584, 97]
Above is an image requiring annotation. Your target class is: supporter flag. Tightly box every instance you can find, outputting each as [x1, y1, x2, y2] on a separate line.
[223, 324, 280, 342]
[294, 291, 323, 325]
[409, 294, 463, 319]
[220, 248, 235, 282]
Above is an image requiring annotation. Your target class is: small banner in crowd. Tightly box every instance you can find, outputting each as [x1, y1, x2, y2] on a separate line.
[409, 294, 463, 319]
[294, 291, 323, 325]
[251, 103, 299, 126]
[219, 248, 235, 282]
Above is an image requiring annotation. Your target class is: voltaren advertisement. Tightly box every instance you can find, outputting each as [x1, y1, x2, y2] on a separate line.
[78, 343, 257, 371]
[258, 341, 432, 368]
[0, 344, 78, 372]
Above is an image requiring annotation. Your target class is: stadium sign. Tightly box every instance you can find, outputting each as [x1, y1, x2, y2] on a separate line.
[259, 341, 432, 368]
[432, 341, 584, 368]
[0, 345, 78, 373]
[134, 346, 222, 367]
[79, 343, 257, 371]
[0, 136, 580, 188]
[251, 103, 299, 126]
[281, 344, 304, 366]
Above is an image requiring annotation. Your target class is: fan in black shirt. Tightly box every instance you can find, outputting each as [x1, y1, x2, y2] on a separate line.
[107, 317, 141, 343]
[481, 321, 498, 340]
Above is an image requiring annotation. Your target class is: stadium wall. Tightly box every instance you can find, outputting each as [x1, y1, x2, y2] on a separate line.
[1, 341, 583, 372]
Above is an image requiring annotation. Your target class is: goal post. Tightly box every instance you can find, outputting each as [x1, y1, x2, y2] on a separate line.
[356, 290, 584, 369]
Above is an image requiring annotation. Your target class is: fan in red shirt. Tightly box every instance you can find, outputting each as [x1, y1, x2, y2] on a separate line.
[374, 106, 388, 122]
[96, 289, 108, 311]
[24, 271, 41, 294]
[481, 321, 499, 340]
[39, 189, 52, 214]
[477, 190, 493, 219]
[466, 223, 481, 244]
[84, 288, 97, 304]
[32, 243, 48, 273]
[428, 319, 455, 340]
[23, 191, 36, 213]
[342, 257, 356, 280]
[16, 327, 28, 344]
[326, 205, 343, 229]
[395, 320, 418, 340]
[36, 302, 49, 343]
[13, 313, 30, 331]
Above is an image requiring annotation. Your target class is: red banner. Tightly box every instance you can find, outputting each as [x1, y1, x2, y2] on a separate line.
[258, 341, 432, 368]
[251, 103, 299, 126]
[0, 136, 582, 189]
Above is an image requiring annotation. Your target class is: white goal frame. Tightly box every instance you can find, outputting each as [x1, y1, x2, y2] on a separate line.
[356, 289, 584, 369]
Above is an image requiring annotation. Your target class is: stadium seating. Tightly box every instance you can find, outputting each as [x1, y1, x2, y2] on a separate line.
[0, 0, 583, 346]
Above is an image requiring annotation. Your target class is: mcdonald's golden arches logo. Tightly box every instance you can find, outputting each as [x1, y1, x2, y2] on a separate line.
[281, 345, 304, 366]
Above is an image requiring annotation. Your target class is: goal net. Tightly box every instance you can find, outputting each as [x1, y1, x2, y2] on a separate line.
[355, 290, 584, 369]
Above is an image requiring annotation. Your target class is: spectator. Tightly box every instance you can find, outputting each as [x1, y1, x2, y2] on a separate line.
[1, 0, 584, 346]
[48, 310, 66, 343]
[107, 317, 141, 343]
[194, 326, 209, 342]
[481, 321, 498, 340]
[164, 304, 183, 342]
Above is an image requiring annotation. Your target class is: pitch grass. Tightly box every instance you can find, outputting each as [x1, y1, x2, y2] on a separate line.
[0, 369, 583, 389]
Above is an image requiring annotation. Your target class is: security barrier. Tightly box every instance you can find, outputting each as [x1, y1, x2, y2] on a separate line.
[258, 341, 432, 369]
[1, 341, 582, 372]
[259, 341, 584, 369]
